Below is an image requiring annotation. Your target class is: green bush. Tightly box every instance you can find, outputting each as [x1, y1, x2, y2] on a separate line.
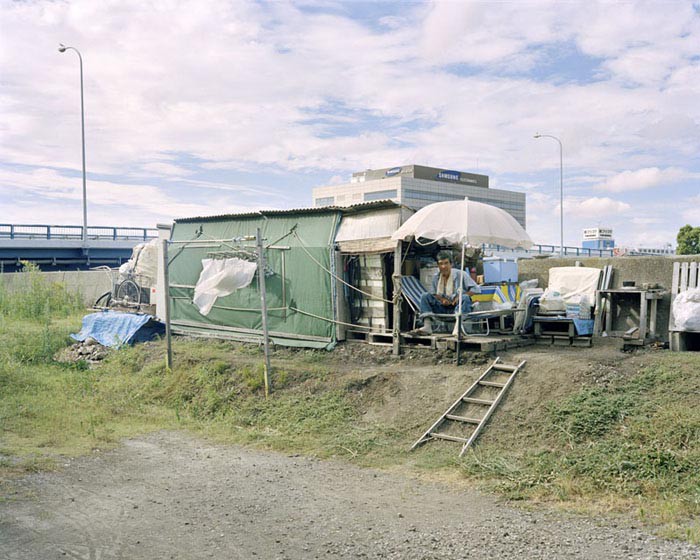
[0, 262, 83, 321]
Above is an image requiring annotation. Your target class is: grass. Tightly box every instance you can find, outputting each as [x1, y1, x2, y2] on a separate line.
[459, 353, 700, 542]
[0, 267, 698, 543]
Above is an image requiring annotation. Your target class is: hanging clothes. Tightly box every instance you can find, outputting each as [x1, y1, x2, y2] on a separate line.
[193, 257, 257, 316]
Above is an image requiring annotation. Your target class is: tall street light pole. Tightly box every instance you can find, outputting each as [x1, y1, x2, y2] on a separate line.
[58, 44, 88, 244]
[534, 133, 564, 258]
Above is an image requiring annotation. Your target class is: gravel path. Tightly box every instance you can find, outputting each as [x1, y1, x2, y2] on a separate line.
[1, 431, 697, 560]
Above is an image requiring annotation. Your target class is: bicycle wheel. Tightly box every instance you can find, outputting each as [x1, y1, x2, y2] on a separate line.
[116, 280, 142, 305]
[94, 290, 112, 308]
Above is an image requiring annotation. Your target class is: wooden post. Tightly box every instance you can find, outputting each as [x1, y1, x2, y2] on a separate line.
[257, 228, 271, 398]
[392, 241, 402, 356]
[161, 238, 173, 370]
[456, 243, 465, 366]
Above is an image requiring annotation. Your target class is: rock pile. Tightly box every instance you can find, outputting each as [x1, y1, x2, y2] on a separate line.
[54, 338, 111, 365]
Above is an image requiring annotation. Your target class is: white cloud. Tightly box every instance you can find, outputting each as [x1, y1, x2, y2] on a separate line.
[0, 167, 254, 226]
[595, 167, 692, 193]
[567, 197, 631, 218]
[0, 0, 698, 243]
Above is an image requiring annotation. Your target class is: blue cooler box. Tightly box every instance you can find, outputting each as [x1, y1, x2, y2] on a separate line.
[483, 258, 518, 283]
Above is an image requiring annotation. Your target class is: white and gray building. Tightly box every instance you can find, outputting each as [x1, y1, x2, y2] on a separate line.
[312, 164, 526, 228]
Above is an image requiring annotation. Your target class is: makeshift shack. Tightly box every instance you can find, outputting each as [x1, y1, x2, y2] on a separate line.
[167, 207, 342, 349]
[165, 201, 413, 349]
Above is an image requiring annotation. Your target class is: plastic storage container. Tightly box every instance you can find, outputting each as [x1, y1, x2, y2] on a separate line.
[483, 258, 518, 284]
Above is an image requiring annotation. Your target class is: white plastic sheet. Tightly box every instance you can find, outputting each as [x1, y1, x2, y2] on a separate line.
[671, 288, 700, 331]
[193, 258, 257, 316]
[539, 267, 600, 312]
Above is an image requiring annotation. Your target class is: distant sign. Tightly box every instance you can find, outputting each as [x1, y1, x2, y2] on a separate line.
[385, 167, 402, 177]
[437, 170, 460, 181]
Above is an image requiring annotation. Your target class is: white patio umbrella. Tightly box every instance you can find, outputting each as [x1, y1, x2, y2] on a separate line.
[391, 198, 532, 249]
[391, 199, 533, 363]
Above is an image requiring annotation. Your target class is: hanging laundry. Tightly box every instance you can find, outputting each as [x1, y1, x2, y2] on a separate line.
[193, 257, 258, 316]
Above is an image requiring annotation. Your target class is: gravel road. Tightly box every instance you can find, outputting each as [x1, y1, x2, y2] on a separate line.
[1, 431, 697, 560]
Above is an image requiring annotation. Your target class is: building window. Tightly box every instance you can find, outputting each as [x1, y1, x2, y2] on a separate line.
[364, 189, 397, 201]
[315, 196, 335, 206]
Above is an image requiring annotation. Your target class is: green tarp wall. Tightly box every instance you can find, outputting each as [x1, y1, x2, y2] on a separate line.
[168, 210, 341, 348]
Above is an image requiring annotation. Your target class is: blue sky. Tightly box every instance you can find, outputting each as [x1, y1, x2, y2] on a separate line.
[1, 0, 699, 248]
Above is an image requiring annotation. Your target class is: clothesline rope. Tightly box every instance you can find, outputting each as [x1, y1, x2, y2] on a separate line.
[291, 230, 397, 305]
[289, 306, 374, 331]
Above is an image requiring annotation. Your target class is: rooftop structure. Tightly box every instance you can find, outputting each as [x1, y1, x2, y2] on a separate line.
[312, 164, 526, 228]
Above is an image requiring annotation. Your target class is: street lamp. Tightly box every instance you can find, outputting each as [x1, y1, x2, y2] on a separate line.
[534, 133, 564, 258]
[58, 43, 88, 243]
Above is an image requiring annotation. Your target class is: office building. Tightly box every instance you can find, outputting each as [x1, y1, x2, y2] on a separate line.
[312, 164, 526, 228]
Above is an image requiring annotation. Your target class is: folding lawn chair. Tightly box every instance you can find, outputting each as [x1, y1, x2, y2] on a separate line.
[399, 275, 489, 335]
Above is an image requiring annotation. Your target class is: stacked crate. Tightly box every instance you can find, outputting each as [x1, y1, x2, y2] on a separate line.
[355, 254, 389, 332]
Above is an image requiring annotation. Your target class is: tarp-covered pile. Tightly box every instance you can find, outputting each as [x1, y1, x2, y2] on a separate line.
[71, 311, 165, 348]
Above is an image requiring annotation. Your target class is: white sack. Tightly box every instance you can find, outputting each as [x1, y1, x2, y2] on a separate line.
[119, 238, 159, 288]
[671, 288, 700, 331]
[193, 258, 258, 316]
[133, 238, 159, 284]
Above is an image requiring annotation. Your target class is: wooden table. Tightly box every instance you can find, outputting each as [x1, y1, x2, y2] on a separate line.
[594, 288, 665, 345]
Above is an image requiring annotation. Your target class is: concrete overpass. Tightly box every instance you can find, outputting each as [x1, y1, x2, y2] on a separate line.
[0, 224, 158, 272]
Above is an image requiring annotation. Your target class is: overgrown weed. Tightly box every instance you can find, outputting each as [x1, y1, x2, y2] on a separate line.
[459, 353, 700, 542]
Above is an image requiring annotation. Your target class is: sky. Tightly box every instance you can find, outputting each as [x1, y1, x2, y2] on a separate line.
[1, 0, 699, 249]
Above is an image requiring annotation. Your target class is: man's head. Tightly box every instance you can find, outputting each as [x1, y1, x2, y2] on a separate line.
[436, 251, 452, 276]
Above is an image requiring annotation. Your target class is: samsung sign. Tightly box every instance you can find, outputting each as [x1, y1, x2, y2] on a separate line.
[437, 170, 460, 181]
[385, 167, 402, 177]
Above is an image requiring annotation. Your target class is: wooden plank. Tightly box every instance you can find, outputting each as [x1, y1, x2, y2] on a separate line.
[429, 433, 468, 443]
[690, 262, 699, 290]
[392, 243, 402, 357]
[492, 364, 516, 372]
[479, 380, 506, 388]
[445, 414, 481, 424]
[680, 262, 689, 293]
[671, 262, 680, 296]
[462, 397, 494, 405]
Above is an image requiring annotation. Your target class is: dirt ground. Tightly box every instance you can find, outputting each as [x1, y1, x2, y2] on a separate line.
[4, 337, 698, 559]
[1, 430, 698, 560]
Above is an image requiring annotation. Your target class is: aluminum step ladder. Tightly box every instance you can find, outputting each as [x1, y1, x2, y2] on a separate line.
[410, 357, 526, 457]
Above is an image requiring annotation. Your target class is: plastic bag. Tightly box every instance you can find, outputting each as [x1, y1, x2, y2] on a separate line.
[671, 288, 700, 331]
[519, 279, 538, 291]
[538, 288, 566, 312]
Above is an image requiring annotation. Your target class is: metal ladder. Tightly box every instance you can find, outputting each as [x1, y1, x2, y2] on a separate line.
[410, 357, 526, 457]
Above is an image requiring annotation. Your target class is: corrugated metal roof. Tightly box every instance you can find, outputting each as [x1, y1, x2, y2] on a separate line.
[174, 200, 403, 223]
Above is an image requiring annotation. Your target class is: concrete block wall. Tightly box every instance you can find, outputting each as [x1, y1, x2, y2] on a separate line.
[518, 255, 700, 342]
[0, 270, 113, 307]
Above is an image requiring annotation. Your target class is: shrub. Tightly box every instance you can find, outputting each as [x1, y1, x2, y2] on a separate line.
[0, 262, 83, 321]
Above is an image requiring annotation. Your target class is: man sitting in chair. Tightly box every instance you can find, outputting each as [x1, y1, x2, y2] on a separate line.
[414, 250, 481, 334]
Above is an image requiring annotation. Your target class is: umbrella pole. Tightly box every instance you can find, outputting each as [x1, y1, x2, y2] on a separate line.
[456, 243, 465, 366]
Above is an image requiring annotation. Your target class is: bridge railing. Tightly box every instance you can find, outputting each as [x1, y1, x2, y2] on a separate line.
[482, 243, 615, 258]
[0, 224, 158, 241]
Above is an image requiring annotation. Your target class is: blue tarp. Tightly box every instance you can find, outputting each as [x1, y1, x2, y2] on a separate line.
[71, 311, 164, 348]
[572, 318, 595, 336]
